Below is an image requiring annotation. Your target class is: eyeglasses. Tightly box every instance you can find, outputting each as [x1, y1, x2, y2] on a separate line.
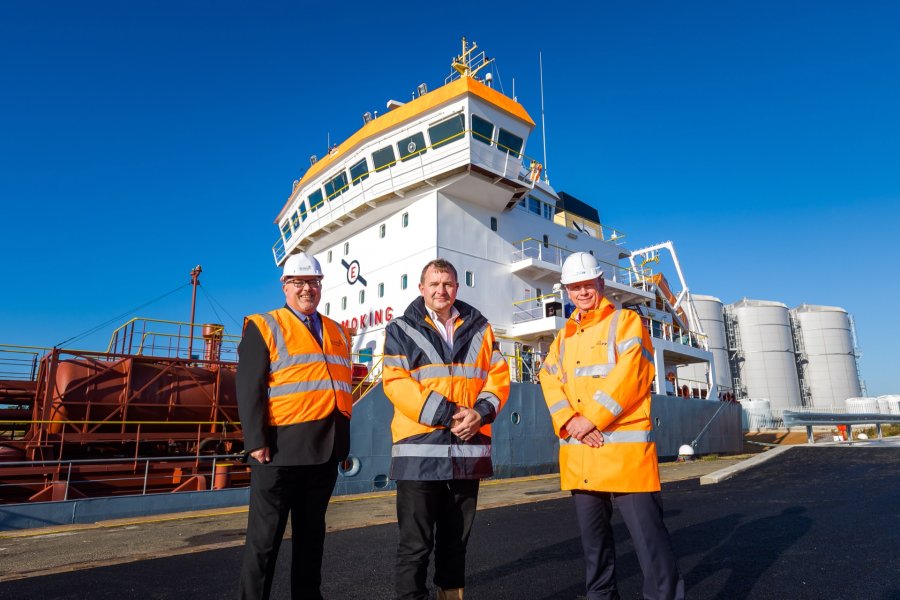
[285, 279, 322, 289]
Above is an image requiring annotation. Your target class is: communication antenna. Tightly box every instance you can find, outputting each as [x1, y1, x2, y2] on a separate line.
[539, 50, 549, 184]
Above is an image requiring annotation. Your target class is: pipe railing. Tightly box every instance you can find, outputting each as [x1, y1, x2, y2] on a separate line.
[0, 453, 250, 504]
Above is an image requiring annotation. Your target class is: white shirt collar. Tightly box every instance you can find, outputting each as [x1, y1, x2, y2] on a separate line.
[425, 304, 459, 326]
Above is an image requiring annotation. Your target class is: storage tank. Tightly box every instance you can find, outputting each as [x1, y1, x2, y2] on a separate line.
[791, 304, 862, 410]
[739, 399, 773, 430]
[678, 295, 733, 399]
[730, 299, 802, 410]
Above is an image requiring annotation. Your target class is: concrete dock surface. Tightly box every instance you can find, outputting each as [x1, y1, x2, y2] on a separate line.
[1, 440, 898, 599]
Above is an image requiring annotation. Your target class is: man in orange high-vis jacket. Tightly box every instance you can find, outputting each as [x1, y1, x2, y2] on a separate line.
[236, 252, 353, 600]
[540, 252, 684, 600]
[383, 259, 510, 600]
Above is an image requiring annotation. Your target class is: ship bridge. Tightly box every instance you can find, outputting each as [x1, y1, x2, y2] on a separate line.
[273, 66, 538, 262]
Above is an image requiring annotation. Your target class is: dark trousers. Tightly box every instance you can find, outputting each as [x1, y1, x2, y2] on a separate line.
[239, 460, 338, 600]
[395, 479, 480, 600]
[572, 490, 685, 600]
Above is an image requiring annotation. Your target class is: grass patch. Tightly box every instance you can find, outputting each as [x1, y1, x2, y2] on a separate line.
[858, 424, 900, 438]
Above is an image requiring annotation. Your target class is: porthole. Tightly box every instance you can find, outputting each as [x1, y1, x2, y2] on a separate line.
[510, 412, 521, 425]
[338, 456, 361, 477]
[373, 474, 389, 489]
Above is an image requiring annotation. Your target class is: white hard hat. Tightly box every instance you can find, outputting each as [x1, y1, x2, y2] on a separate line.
[281, 252, 323, 281]
[560, 252, 603, 285]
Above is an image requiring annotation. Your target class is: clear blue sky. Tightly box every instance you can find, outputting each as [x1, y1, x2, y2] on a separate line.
[2, 2, 898, 395]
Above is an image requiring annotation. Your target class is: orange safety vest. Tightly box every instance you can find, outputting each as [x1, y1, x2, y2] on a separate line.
[540, 297, 659, 493]
[245, 308, 353, 425]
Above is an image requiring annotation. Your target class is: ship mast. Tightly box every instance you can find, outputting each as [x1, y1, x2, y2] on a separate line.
[451, 37, 493, 79]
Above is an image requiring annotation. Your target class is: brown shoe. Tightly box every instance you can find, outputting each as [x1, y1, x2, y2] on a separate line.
[436, 588, 464, 600]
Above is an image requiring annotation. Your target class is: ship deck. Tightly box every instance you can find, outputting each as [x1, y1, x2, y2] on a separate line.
[1, 439, 897, 599]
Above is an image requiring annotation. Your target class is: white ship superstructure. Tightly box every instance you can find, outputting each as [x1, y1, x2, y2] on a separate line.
[270, 39, 717, 401]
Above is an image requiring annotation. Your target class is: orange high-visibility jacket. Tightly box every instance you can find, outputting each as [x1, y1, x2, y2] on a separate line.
[383, 297, 510, 480]
[539, 298, 659, 493]
[245, 308, 353, 426]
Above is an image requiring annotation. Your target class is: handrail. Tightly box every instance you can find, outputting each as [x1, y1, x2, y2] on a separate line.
[351, 354, 385, 404]
[510, 238, 646, 283]
[106, 318, 239, 358]
[0, 453, 250, 505]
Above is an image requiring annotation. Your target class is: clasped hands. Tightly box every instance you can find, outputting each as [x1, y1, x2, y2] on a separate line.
[450, 405, 482, 441]
[565, 415, 604, 448]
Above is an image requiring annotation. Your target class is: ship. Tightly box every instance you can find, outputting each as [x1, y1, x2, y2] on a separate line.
[267, 39, 743, 495]
[0, 40, 743, 524]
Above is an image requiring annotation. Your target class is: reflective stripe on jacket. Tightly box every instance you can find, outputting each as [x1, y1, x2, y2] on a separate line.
[246, 307, 353, 426]
[383, 296, 510, 480]
[539, 297, 659, 493]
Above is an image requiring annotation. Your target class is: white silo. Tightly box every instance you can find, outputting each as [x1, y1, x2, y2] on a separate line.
[678, 295, 734, 398]
[791, 304, 862, 410]
[730, 298, 802, 410]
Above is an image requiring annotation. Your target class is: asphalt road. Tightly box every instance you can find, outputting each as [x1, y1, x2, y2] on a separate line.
[0, 446, 897, 599]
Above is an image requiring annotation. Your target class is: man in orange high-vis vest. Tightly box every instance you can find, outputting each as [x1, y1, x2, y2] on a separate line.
[383, 259, 510, 600]
[237, 252, 353, 600]
[540, 252, 684, 600]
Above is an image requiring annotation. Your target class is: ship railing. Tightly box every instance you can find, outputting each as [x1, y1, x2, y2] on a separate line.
[3, 413, 243, 447]
[511, 293, 562, 324]
[351, 354, 384, 404]
[0, 452, 250, 505]
[273, 125, 540, 263]
[662, 374, 712, 400]
[0, 345, 47, 382]
[505, 348, 546, 384]
[107, 318, 240, 361]
[639, 316, 709, 351]
[510, 239, 647, 286]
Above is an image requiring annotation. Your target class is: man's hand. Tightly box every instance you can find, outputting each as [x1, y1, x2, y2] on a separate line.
[450, 406, 483, 441]
[582, 429, 604, 448]
[565, 415, 604, 448]
[249, 446, 271, 463]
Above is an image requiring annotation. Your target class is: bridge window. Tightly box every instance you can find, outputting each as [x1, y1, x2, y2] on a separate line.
[471, 114, 494, 145]
[308, 189, 324, 212]
[528, 196, 541, 216]
[281, 220, 292, 239]
[398, 132, 427, 162]
[372, 145, 396, 172]
[299, 201, 309, 222]
[350, 158, 369, 185]
[428, 114, 465, 149]
[290, 211, 300, 230]
[325, 171, 349, 200]
[542, 235, 549, 248]
[401, 274, 408, 290]
[490, 217, 498, 231]
[498, 128, 523, 158]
